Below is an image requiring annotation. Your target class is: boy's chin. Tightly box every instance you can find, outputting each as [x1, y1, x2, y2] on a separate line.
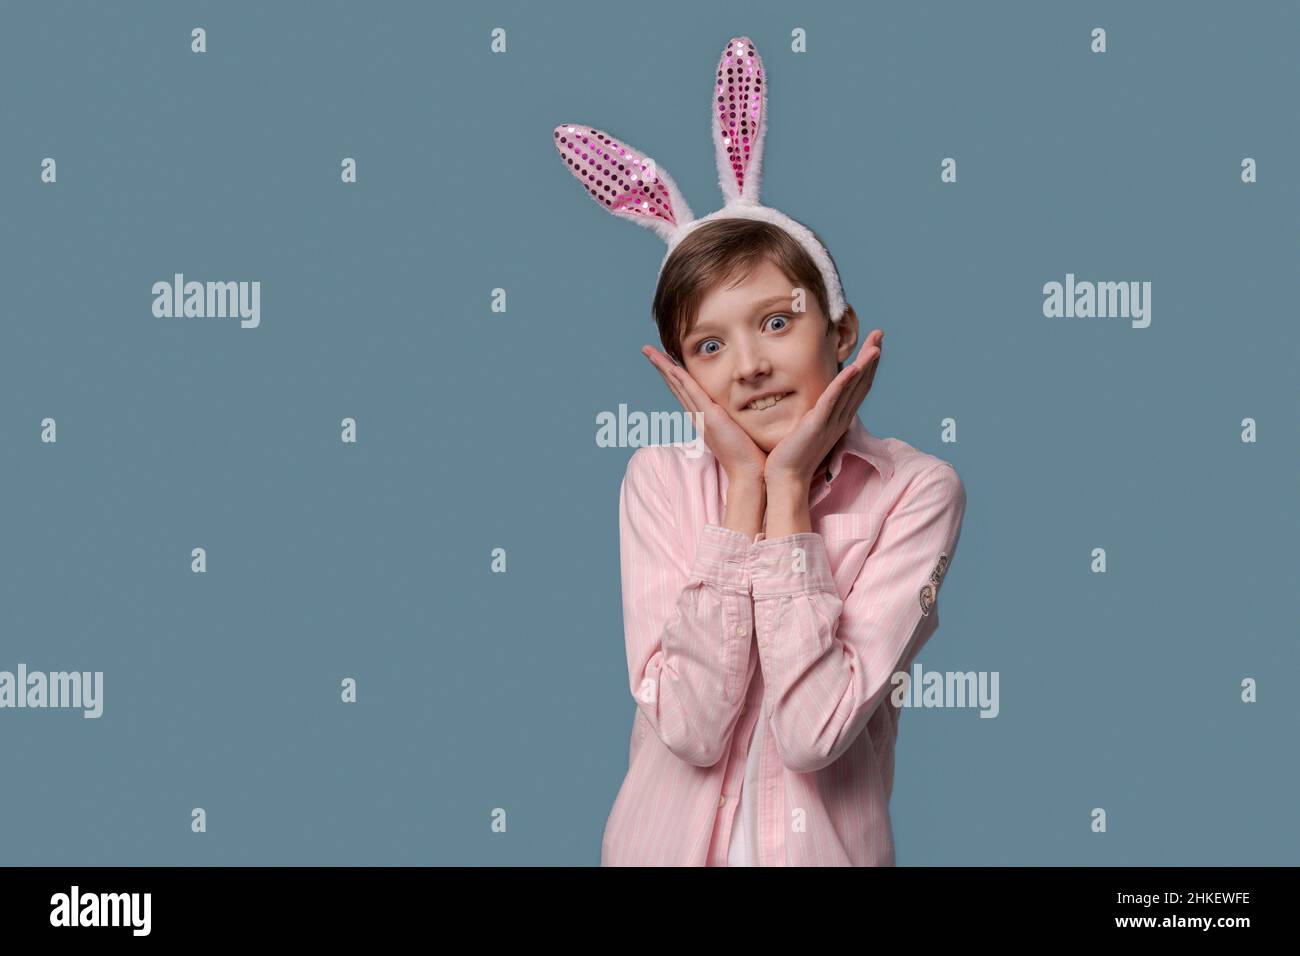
[744, 423, 794, 455]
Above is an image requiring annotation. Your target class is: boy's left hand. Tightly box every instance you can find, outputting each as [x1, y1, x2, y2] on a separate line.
[764, 329, 884, 490]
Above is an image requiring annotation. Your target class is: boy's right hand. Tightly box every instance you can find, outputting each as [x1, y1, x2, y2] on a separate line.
[642, 345, 768, 486]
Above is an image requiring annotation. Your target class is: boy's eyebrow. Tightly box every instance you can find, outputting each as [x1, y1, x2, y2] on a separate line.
[685, 294, 796, 338]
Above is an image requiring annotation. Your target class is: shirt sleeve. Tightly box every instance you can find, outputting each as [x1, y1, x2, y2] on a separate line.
[618, 447, 753, 768]
[749, 462, 967, 773]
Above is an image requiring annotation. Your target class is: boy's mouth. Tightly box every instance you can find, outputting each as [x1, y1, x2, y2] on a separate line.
[744, 391, 793, 412]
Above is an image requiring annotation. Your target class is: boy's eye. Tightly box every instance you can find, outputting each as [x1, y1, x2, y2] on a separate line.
[698, 340, 721, 355]
[766, 314, 790, 331]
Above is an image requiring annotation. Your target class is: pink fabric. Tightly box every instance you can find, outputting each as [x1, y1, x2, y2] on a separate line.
[714, 36, 765, 203]
[552, 124, 692, 237]
[601, 417, 967, 866]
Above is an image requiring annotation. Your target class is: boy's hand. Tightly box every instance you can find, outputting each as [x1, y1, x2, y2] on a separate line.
[641, 345, 768, 486]
[764, 330, 884, 492]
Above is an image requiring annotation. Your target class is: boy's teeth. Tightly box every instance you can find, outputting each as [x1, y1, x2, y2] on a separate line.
[748, 392, 789, 410]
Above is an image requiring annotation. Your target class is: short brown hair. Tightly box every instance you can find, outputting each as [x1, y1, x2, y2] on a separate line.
[653, 217, 840, 367]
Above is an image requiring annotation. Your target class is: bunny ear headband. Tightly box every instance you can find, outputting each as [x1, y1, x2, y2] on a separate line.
[552, 35, 848, 326]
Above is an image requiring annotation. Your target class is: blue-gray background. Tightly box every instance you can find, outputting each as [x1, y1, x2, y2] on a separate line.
[1, 0, 1295, 866]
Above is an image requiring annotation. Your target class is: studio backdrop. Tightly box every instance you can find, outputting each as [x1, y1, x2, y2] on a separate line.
[0, 0, 1295, 866]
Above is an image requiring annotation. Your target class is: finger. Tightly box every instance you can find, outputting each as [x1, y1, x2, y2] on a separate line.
[651, 362, 697, 415]
[837, 346, 881, 424]
[831, 369, 865, 431]
[820, 359, 865, 415]
[857, 339, 882, 394]
[665, 366, 703, 415]
[643, 349, 699, 414]
[816, 340, 878, 421]
[644, 346, 742, 423]
[658, 372, 692, 413]
[829, 346, 879, 427]
[844, 345, 880, 405]
[666, 363, 715, 415]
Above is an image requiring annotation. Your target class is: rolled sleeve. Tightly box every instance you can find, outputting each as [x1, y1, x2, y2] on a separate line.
[750, 533, 837, 597]
[688, 523, 754, 593]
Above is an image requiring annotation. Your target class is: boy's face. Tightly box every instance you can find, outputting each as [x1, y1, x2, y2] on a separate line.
[680, 257, 858, 454]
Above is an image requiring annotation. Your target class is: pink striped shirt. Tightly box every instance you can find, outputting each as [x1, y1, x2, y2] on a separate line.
[601, 416, 967, 866]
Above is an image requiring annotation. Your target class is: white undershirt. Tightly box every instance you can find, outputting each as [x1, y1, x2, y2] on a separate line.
[727, 699, 762, 865]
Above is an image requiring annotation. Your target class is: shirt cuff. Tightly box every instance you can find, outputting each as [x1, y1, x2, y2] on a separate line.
[688, 523, 754, 592]
[750, 532, 837, 598]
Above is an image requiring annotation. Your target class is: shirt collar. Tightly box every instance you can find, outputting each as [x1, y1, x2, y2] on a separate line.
[717, 416, 894, 504]
[818, 416, 895, 485]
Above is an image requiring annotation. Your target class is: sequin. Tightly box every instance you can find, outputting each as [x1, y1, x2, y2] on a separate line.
[552, 125, 679, 226]
[716, 36, 763, 199]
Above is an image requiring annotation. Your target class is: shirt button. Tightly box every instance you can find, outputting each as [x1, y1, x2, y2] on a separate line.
[718, 794, 726, 808]
[736, 625, 747, 636]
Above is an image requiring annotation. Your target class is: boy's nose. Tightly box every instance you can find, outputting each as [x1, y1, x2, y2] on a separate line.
[734, 351, 771, 382]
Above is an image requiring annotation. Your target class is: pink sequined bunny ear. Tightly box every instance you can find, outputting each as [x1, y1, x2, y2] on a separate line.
[713, 36, 767, 206]
[552, 124, 695, 242]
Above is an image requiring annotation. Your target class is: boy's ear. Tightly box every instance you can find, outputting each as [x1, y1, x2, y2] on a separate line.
[836, 304, 861, 364]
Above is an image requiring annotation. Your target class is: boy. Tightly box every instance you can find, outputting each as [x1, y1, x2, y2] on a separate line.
[602, 217, 966, 866]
